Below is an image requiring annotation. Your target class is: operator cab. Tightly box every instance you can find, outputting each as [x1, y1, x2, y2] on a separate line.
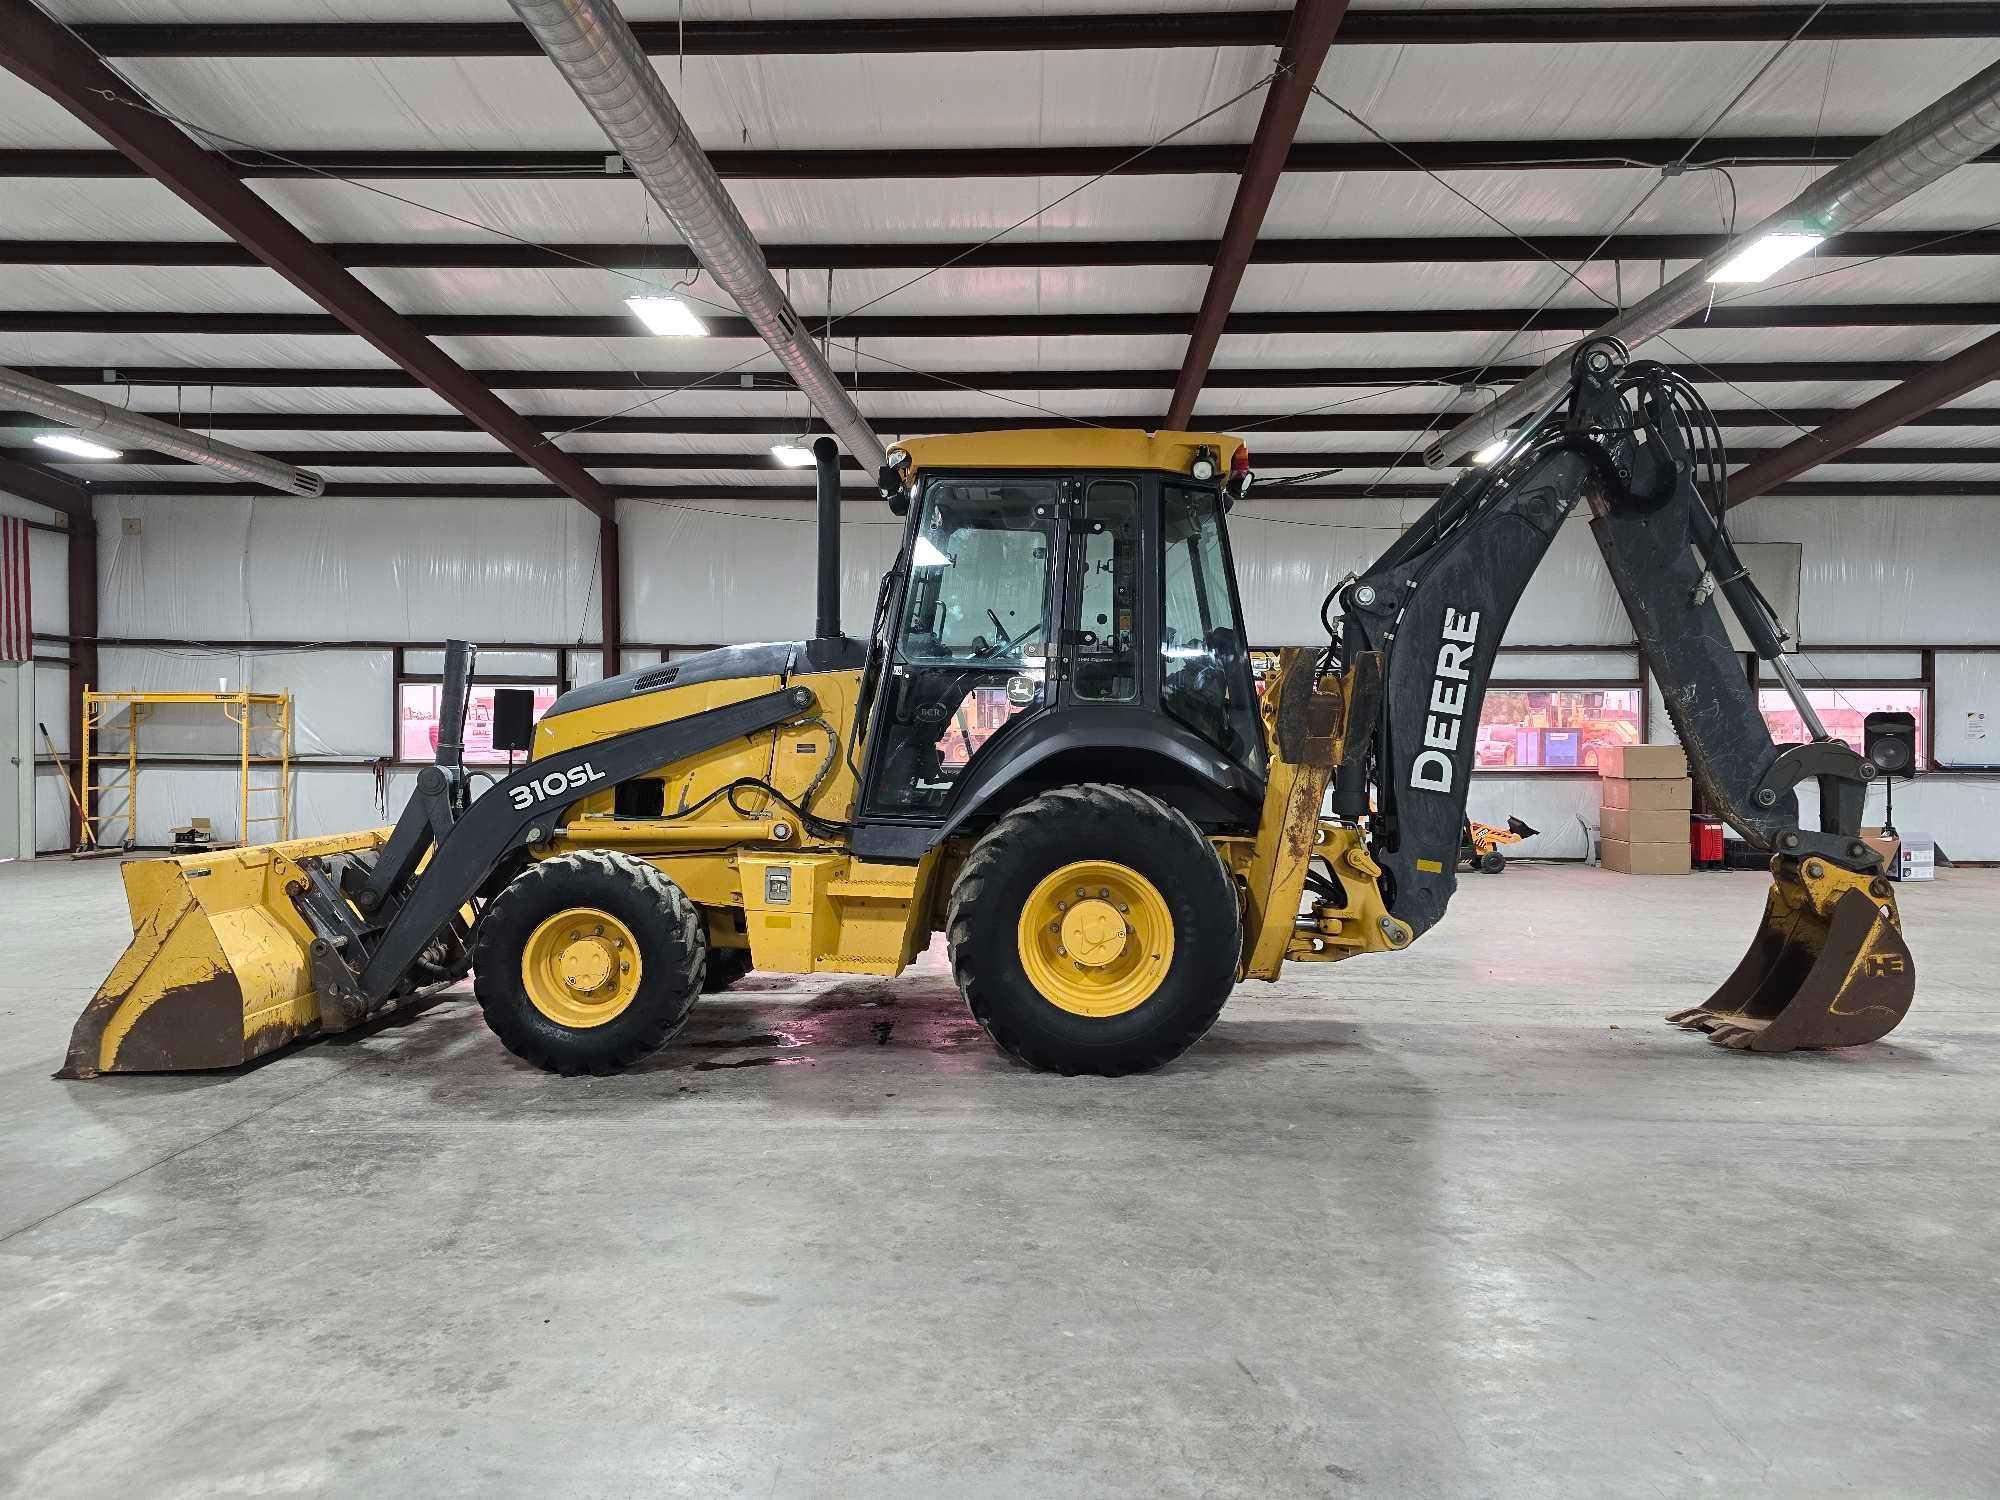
[854, 430, 1264, 855]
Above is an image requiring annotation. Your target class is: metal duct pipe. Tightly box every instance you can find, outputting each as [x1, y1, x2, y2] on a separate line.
[1427, 57, 2000, 469]
[506, 0, 886, 472]
[0, 365, 325, 496]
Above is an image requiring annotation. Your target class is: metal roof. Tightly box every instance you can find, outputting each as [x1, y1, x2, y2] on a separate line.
[2, 0, 1998, 502]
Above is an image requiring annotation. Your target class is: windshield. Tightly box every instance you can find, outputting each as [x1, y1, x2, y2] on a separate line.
[896, 480, 1057, 669]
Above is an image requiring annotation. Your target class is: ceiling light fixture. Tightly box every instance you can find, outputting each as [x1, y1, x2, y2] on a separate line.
[34, 431, 121, 460]
[1706, 230, 1825, 285]
[770, 443, 815, 468]
[623, 292, 707, 337]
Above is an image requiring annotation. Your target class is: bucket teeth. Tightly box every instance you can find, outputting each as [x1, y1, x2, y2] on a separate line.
[1667, 857, 1915, 1054]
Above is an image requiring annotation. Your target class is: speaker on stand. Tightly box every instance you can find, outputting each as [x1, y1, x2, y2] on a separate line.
[491, 687, 536, 773]
[1864, 710, 1918, 837]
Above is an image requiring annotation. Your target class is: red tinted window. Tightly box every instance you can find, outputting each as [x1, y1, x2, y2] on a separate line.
[1475, 687, 1642, 770]
[1758, 686, 1925, 769]
[398, 682, 557, 764]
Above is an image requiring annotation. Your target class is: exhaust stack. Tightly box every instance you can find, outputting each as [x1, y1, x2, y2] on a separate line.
[813, 436, 842, 642]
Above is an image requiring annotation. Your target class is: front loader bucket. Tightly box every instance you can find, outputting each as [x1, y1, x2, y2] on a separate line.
[1667, 856, 1914, 1052]
[60, 828, 391, 1078]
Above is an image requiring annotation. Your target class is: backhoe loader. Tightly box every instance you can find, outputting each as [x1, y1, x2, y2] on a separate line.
[63, 338, 1914, 1079]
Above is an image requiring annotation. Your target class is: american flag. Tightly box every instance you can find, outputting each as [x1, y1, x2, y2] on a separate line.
[0, 515, 30, 663]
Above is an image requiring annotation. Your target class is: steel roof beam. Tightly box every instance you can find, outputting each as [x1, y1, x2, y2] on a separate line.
[30, 444, 2000, 472]
[0, 455, 88, 519]
[15, 406, 1994, 436]
[70, 6, 2000, 57]
[0, 0, 615, 519]
[8, 136, 1994, 181]
[7, 359, 1943, 391]
[7, 303, 1992, 339]
[1169, 0, 1351, 429]
[8, 228, 1999, 271]
[1726, 327, 2000, 505]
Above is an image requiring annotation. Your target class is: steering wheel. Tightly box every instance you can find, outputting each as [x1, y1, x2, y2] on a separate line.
[974, 607, 1047, 661]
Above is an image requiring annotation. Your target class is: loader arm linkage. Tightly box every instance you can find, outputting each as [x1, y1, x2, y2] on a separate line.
[1270, 336, 1914, 1051]
[60, 666, 815, 1077]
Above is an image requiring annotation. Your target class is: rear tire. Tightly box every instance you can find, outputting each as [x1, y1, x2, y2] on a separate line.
[1481, 851, 1507, 874]
[474, 850, 704, 1075]
[947, 784, 1240, 1076]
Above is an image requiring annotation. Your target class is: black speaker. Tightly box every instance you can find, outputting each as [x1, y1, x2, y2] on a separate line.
[490, 687, 536, 753]
[1864, 710, 1917, 776]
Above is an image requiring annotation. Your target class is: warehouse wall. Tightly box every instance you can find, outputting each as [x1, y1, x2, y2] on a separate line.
[0, 485, 76, 856]
[64, 487, 2000, 860]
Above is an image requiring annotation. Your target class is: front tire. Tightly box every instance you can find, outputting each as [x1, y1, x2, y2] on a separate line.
[474, 850, 705, 1075]
[947, 784, 1240, 1075]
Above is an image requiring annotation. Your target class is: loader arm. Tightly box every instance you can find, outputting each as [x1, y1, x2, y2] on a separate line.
[1318, 337, 1913, 1051]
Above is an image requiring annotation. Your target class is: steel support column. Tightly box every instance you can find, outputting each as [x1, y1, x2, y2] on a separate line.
[599, 513, 622, 678]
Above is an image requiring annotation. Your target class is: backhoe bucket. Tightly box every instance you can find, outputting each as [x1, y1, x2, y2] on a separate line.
[1667, 857, 1914, 1052]
[60, 828, 391, 1079]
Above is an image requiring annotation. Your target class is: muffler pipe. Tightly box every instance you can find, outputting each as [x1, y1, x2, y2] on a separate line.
[813, 436, 842, 642]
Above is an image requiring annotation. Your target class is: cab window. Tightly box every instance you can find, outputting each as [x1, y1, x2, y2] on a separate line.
[1161, 484, 1264, 769]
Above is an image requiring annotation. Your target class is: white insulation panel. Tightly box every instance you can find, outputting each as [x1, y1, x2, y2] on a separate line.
[1729, 497, 2000, 646]
[95, 647, 392, 758]
[98, 495, 601, 644]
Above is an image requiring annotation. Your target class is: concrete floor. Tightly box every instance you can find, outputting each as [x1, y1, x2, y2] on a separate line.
[1, 857, 1996, 1498]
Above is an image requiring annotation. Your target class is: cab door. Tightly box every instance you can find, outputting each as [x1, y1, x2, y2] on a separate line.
[860, 475, 1068, 820]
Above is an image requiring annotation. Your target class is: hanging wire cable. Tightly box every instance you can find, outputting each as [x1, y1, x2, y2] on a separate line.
[830, 71, 1279, 323]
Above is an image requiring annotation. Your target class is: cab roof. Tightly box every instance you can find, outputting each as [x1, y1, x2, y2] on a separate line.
[891, 428, 1244, 478]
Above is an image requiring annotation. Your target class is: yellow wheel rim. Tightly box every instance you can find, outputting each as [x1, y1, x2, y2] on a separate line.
[1016, 860, 1175, 1018]
[521, 907, 643, 1029]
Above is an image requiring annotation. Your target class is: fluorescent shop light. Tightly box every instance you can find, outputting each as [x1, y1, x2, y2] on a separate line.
[1707, 231, 1825, 285]
[623, 293, 707, 336]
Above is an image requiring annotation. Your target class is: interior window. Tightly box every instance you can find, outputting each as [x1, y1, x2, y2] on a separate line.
[1161, 484, 1264, 769]
[870, 480, 1058, 812]
[1069, 481, 1140, 703]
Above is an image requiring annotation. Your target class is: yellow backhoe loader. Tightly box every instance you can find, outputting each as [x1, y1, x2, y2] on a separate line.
[62, 340, 1915, 1079]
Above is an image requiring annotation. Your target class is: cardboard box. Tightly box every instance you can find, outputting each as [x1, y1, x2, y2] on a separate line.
[1600, 776, 1693, 812]
[1898, 836, 1936, 882]
[1601, 838, 1691, 874]
[1860, 827, 1901, 872]
[1601, 806, 1689, 845]
[1597, 744, 1689, 781]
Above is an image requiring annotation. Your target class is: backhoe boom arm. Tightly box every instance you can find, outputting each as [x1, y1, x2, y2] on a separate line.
[1310, 338, 1913, 1051]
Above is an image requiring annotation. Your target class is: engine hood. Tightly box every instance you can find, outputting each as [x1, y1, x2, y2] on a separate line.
[543, 638, 866, 720]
